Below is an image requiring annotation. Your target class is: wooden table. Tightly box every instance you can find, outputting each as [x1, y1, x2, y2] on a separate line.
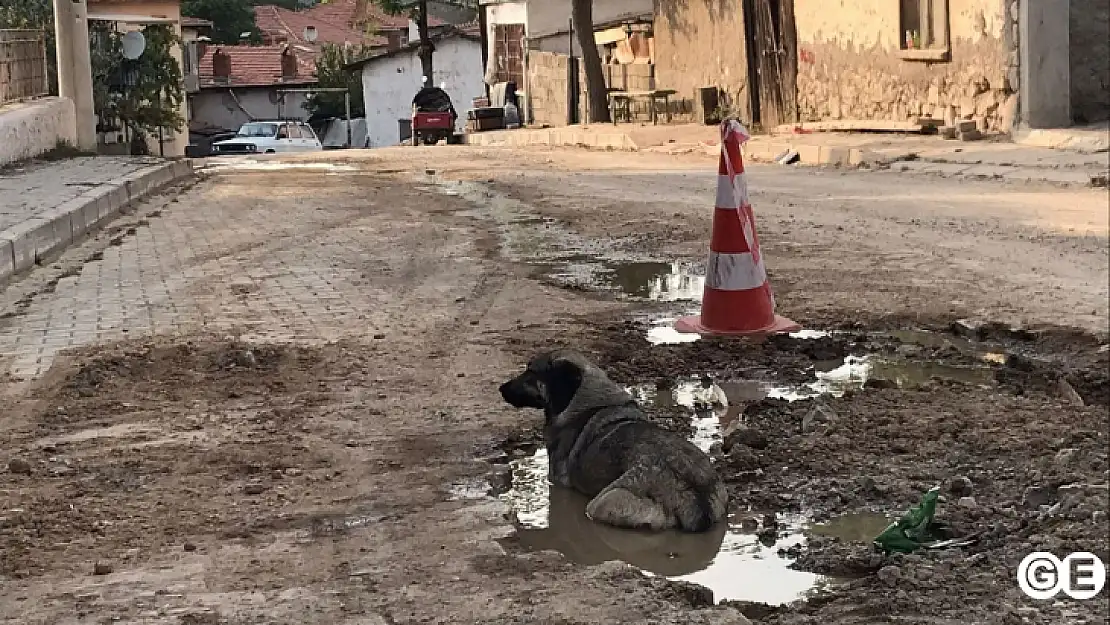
[607, 89, 677, 125]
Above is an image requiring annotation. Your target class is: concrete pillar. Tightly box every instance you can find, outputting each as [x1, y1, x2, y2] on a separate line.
[70, 0, 98, 151]
[1020, 0, 1071, 128]
[52, 0, 75, 102]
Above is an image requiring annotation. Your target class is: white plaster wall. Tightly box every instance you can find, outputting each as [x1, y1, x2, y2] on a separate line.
[189, 89, 313, 131]
[360, 37, 484, 147]
[0, 97, 78, 167]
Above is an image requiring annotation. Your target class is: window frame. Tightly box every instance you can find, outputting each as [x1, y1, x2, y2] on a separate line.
[898, 0, 951, 62]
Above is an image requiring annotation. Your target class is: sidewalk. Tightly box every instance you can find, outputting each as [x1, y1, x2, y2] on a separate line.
[1, 156, 194, 283]
[467, 122, 1109, 187]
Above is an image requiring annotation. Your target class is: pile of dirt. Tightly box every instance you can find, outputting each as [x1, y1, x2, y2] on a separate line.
[0, 337, 373, 580]
[581, 315, 1109, 624]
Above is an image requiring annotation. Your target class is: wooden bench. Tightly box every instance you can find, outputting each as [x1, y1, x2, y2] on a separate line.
[607, 89, 677, 125]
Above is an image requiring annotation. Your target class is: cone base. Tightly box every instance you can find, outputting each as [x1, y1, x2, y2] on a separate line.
[674, 314, 801, 338]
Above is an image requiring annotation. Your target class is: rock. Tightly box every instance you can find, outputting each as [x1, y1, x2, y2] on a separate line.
[1022, 485, 1056, 509]
[939, 125, 958, 140]
[864, 377, 899, 390]
[1057, 378, 1085, 406]
[877, 564, 901, 586]
[949, 476, 974, 496]
[957, 496, 978, 509]
[7, 458, 32, 475]
[802, 403, 836, 433]
[956, 119, 978, 133]
[1054, 448, 1079, 466]
[243, 483, 268, 496]
[93, 562, 113, 576]
[183, 542, 197, 552]
[723, 427, 769, 451]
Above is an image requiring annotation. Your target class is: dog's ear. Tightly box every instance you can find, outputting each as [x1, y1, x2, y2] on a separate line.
[539, 355, 584, 416]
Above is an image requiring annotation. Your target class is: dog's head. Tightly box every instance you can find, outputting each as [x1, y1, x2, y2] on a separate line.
[499, 349, 591, 416]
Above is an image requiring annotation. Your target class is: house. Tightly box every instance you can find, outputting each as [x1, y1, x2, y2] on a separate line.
[190, 44, 318, 133]
[265, 0, 449, 50]
[344, 29, 483, 148]
[86, 0, 192, 156]
[653, 0, 1109, 133]
[479, 0, 652, 88]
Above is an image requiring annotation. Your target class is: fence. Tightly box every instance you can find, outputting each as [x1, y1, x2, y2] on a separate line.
[0, 29, 49, 105]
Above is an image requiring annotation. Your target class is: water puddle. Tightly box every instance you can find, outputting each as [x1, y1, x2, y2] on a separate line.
[500, 376, 885, 605]
[423, 178, 704, 301]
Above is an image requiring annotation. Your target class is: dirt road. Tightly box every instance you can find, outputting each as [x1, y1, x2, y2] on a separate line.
[0, 147, 1106, 625]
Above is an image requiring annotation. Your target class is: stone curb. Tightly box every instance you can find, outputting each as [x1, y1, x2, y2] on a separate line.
[464, 128, 639, 151]
[0, 159, 194, 284]
[703, 140, 887, 168]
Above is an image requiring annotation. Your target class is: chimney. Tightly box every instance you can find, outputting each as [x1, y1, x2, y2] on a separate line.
[212, 48, 231, 83]
[281, 48, 298, 80]
[386, 30, 402, 51]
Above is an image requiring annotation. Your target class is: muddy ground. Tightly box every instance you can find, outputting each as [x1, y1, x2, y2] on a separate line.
[1, 147, 1107, 624]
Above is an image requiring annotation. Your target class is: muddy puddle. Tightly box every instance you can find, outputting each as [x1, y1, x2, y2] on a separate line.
[422, 178, 705, 301]
[498, 376, 899, 605]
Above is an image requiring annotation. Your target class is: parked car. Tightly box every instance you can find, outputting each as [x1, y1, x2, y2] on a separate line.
[211, 120, 323, 155]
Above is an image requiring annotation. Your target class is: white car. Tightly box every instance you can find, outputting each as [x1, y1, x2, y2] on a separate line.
[211, 120, 323, 155]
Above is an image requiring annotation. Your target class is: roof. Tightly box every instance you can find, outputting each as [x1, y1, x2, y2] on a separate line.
[253, 4, 384, 49]
[198, 44, 318, 89]
[181, 16, 213, 29]
[527, 11, 653, 40]
[301, 0, 445, 32]
[342, 28, 480, 71]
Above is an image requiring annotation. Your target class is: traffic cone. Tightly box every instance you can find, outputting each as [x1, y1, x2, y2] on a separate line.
[676, 119, 800, 337]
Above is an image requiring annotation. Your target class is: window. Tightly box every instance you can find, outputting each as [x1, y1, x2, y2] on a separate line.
[299, 123, 317, 140]
[899, 0, 950, 61]
[277, 124, 290, 139]
[287, 123, 303, 139]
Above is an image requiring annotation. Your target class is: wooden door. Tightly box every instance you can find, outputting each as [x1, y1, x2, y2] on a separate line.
[492, 23, 525, 88]
[744, 0, 798, 128]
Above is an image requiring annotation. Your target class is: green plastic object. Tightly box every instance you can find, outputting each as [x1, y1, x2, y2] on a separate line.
[873, 487, 943, 553]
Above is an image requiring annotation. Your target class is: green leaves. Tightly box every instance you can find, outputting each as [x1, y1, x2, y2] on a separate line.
[305, 42, 373, 120]
[91, 25, 186, 138]
[181, 0, 262, 45]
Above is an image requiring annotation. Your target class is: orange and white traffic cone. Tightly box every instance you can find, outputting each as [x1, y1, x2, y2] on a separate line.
[676, 119, 800, 337]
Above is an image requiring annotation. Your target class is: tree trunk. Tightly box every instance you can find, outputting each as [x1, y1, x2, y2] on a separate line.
[571, 0, 609, 123]
[416, 0, 434, 86]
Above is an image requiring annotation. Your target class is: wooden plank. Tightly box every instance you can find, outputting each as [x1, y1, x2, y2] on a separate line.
[772, 119, 941, 134]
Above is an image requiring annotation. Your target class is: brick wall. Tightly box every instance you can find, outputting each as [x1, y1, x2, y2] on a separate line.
[1070, 0, 1110, 123]
[526, 50, 655, 126]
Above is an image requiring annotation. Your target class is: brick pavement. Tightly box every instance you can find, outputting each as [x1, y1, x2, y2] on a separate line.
[0, 166, 483, 379]
[0, 156, 165, 231]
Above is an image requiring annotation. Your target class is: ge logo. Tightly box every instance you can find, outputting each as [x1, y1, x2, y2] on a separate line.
[1017, 552, 1107, 600]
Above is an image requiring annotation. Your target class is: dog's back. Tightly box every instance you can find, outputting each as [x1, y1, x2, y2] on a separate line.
[555, 362, 729, 532]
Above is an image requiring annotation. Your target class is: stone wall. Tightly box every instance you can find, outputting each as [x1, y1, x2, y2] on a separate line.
[526, 50, 655, 127]
[0, 97, 78, 167]
[795, 0, 1015, 133]
[1070, 0, 1110, 123]
[653, 0, 753, 123]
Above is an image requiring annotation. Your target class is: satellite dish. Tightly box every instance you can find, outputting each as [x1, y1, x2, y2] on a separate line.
[303, 25, 318, 43]
[120, 31, 146, 60]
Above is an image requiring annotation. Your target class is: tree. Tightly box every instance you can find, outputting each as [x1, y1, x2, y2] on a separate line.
[375, 0, 433, 86]
[90, 24, 186, 155]
[571, 0, 610, 123]
[181, 0, 261, 45]
[305, 42, 371, 120]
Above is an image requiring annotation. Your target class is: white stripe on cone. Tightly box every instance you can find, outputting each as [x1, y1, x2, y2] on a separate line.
[715, 173, 749, 209]
[706, 251, 767, 291]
